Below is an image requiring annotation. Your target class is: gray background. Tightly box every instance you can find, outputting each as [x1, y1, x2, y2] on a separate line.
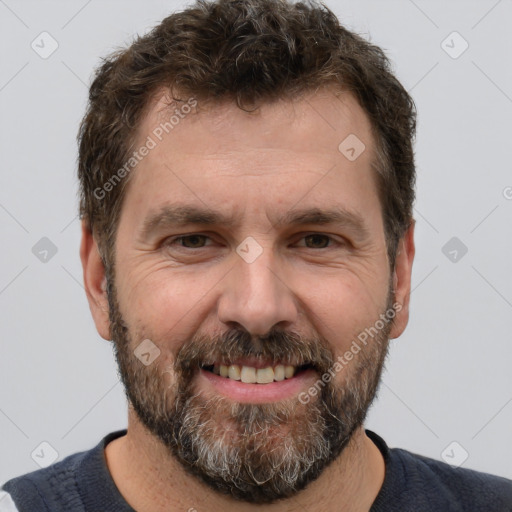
[1, 0, 511, 487]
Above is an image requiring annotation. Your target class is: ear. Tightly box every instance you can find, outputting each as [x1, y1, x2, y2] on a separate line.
[80, 220, 111, 340]
[389, 221, 415, 339]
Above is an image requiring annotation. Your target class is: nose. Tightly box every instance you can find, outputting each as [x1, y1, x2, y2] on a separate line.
[217, 246, 299, 336]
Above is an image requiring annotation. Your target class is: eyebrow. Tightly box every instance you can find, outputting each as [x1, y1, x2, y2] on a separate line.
[139, 204, 369, 240]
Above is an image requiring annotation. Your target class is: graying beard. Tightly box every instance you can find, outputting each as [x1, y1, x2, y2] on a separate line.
[173, 391, 332, 495]
[107, 272, 392, 503]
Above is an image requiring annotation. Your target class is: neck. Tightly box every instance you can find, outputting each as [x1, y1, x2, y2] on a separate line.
[105, 407, 385, 512]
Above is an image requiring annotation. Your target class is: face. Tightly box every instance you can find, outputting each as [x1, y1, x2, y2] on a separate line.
[84, 88, 413, 503]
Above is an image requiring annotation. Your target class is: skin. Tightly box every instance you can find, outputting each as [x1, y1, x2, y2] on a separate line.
[80, 87, 415, 511]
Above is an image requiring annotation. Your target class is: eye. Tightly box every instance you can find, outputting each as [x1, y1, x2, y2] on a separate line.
[166, 234, 212, 249]
[163, 233, 343, 252]
[297, 233, 340, 249]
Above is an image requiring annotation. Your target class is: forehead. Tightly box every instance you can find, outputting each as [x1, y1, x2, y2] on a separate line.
[120, 87, 381, 233]
[140, 86, 374, 159]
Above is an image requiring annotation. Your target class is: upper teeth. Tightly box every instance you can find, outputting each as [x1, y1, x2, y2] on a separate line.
[213, 364, 297, 383]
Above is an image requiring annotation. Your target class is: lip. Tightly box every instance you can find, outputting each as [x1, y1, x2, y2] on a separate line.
[198, 367, 318, 403]
[210, 359, 298, 369]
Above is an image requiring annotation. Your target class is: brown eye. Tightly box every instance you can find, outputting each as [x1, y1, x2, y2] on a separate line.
[303, 234, 332, 249]
[177, 235, 209, 248]
[165, 234, 211, 249]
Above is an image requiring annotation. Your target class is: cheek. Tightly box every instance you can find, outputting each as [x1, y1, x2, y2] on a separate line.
[120, 265, 203, 320]
[303, 274, 387, 342]
[115, 244, 390, 356]
[118, 271, 215, 360]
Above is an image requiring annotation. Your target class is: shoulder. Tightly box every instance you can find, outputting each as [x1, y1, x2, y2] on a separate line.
[367, 431, 512, 512]
[389, 447, 512, 511]
[1, 430, 127, 512]
[1, 448, 89, 512]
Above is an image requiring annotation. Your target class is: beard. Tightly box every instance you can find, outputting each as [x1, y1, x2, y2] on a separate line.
[106, 274, 393, 504]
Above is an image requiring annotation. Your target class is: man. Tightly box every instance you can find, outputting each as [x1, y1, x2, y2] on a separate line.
[2, 0, 511, 510]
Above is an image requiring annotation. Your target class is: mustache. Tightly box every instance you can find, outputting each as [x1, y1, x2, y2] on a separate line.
[174, 328, 336, 378]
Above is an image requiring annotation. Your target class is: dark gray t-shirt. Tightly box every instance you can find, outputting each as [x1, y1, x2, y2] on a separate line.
[2, 429, 511, 511]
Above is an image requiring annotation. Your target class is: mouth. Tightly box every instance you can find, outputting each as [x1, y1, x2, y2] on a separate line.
[201, 362, 314, 384]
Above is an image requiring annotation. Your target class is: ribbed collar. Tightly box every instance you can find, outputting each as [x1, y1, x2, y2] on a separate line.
[75, 429, 135, 511]
[80, 428, 392, 511]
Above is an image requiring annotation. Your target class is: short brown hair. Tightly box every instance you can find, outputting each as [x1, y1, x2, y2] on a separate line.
[78, 0, 416, 270]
